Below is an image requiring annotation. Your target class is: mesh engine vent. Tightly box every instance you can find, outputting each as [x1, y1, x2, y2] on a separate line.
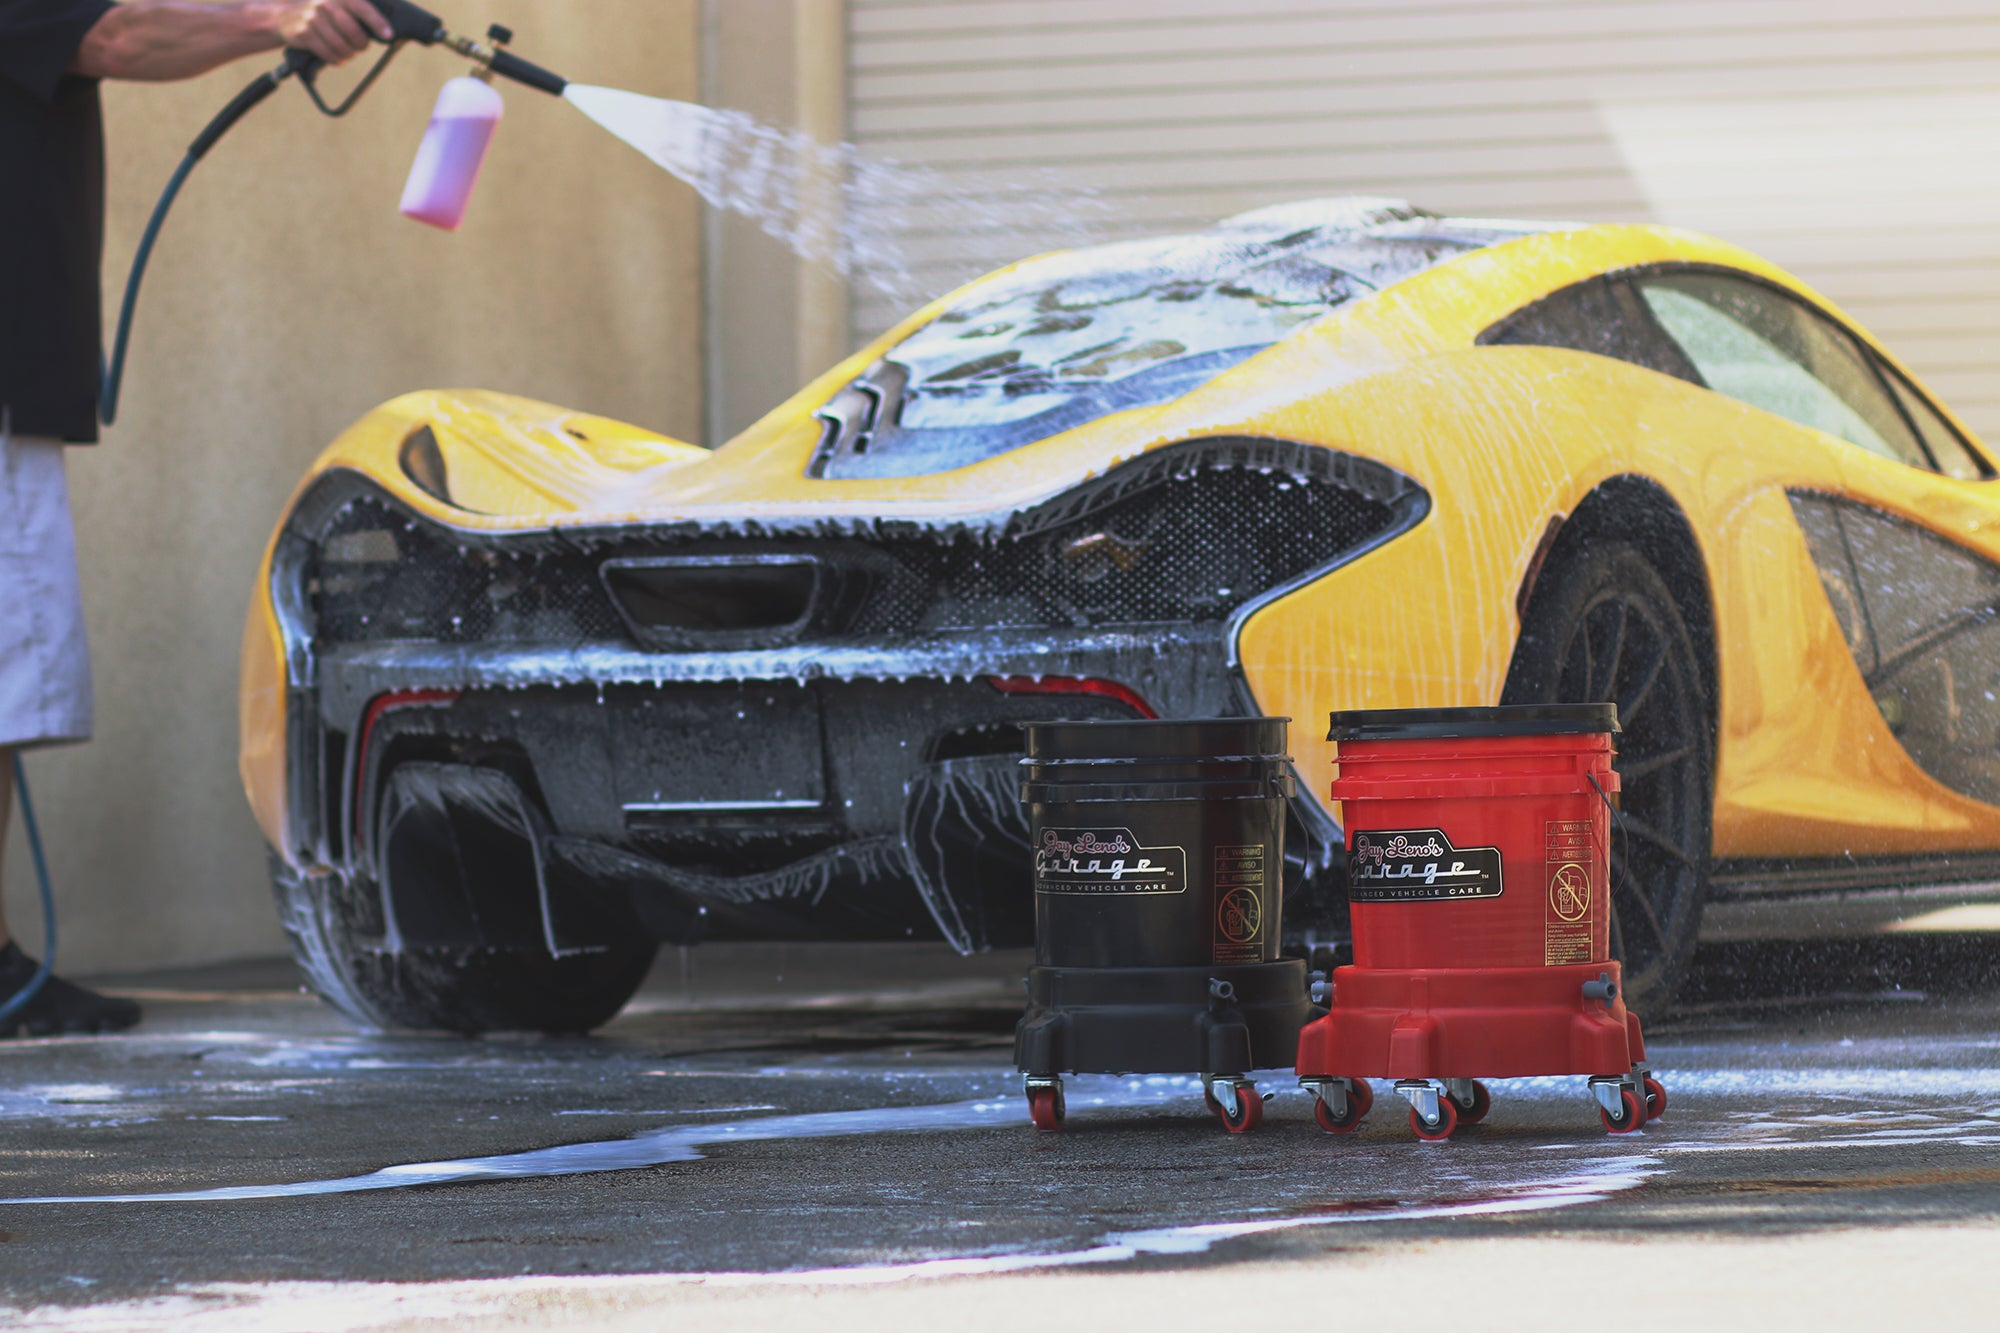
[306, 441, 1419, 649]
[313, 498, 624, 644]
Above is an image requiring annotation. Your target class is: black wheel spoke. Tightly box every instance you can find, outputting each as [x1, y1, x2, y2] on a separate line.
[1618, 742, 1695, 783]
[1611, 841, 1672, 950]
[1574, 621, 1596, 701]
[1591, 601, 1629, 700]
[1617, 641, 1669, 726]
[1616, 811, 1694, 868]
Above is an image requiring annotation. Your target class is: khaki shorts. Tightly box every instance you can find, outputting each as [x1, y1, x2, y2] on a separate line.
[0, 427, 92, 749]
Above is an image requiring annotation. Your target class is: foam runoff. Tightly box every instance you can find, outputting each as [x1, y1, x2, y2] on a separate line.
[560, 85, 1115, 306]
[0, 1074, 1204, 1203]
[0, 1159, 1661, 1331]
[0, 1072, 1659, 1208]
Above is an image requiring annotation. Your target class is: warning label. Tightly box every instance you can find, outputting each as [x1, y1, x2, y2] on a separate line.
[1544, 818, 1595, 965]
[1212, 843, 1266, 963]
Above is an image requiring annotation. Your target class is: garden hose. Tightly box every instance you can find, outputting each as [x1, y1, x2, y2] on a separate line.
[0, 755, 59, 1025]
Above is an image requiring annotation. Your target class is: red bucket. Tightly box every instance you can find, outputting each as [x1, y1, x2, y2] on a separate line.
[1296, 704, 1659, 1139]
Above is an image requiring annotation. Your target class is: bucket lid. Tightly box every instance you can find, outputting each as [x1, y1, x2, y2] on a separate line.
[1327, 703, 1619, 741]
[1025, 716, 1290, 760]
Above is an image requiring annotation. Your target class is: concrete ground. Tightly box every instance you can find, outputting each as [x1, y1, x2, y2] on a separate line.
[1, 935, 1997, 1330]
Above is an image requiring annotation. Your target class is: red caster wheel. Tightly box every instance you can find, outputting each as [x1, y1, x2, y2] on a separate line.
[1409, 1094, 1459, 1142]
[1027, 1082, 1064, 1132]
[1312, 1079, 1373, 1134]
[1600, 1087, 1645, 1135]
[1210, 1081, 1263, 1133]
[1643, 1077, 1667, 1121]
[1451, 1080, 1492, 1125]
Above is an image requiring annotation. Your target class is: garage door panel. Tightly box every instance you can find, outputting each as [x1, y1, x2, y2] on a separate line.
[850, 1, 2000, 442]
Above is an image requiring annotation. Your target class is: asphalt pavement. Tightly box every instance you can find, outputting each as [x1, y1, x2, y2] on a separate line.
[2, 935, 1998, 1329]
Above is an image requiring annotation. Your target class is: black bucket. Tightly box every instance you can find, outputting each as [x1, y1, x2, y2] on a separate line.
[1013, 718, 1314, 1131]
[1023, 717, 1294, 968]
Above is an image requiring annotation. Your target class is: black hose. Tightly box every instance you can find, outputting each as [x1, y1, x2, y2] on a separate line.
[96, 7, 569, 427]
[0, 756, 59, 1025]
[99, 53, 311, 426]
[98, 151, 191, 427]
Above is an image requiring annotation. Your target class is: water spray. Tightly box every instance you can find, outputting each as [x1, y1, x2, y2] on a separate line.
[98, 0, 567, 425]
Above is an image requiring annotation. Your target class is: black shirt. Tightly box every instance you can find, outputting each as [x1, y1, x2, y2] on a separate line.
[1, 0, 116, 443]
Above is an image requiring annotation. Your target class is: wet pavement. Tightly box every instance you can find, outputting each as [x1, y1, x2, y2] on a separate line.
[2, 937, 1999, 1326]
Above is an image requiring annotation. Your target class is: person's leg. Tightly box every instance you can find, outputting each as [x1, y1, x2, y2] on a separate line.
[0, 743, 11, 947]
[0, 438, 135, 1033]
[0, 736, 10, 944]
[0, 746, 138, 1031]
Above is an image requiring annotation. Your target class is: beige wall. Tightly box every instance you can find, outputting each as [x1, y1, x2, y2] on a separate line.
[702, 0, 849, 442]
[3, 1, 703, 972]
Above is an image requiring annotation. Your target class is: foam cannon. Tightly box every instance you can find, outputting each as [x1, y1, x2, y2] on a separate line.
[374, 4, 571, 230]
[100, 0, 570, 422]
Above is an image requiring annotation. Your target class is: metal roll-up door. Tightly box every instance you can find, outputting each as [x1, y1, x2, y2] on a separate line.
[848, 0, 2000, 438]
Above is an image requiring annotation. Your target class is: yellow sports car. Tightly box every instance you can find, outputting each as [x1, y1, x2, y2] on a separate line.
[241, 197, 2000, 1032]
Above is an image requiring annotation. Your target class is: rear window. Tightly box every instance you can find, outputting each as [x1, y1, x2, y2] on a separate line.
[812, 218, 1485, 479]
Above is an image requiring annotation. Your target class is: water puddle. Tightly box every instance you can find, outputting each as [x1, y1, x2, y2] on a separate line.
[0, 1075, 1195, 1204]
[0, 1069, 1663, 1210]
[0, 1159, 1665, 1331]
[674, 1156, 1664, 1284]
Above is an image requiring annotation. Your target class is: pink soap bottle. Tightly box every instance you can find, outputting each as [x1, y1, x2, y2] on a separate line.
[399, 74, 504, 231]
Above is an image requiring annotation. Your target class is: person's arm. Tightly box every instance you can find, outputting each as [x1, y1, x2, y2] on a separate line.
[70, 0, 391, 81]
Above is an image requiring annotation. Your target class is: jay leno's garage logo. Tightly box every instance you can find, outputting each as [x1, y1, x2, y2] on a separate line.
[1348, 828, 1504, 901]
[1034, 829, 1187, 895]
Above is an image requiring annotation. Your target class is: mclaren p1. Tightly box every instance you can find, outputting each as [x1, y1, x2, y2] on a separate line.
[241, 197, 2000, 1031]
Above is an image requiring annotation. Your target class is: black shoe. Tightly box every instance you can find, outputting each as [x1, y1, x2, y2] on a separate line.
[0, 941, 142, 1037]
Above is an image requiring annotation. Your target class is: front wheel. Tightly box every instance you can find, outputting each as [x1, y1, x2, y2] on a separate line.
[1410, 1095, 1459, 1142]
[1600, 1087, 1646, 1135]
[1312, 1078, 1374, 1133]
[1210, 1081, 1264, 1133]
[1506, 540, 1712, 1014]
[1027, 1083, 1065, 1132]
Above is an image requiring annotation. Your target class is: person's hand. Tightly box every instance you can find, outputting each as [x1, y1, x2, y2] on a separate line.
[268, 0, 393, 66]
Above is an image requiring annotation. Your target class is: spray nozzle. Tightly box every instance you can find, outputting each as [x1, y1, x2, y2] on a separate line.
[377, 0, 568, 96]
[433, 28, 568, 96]
[281, 0, 563, 122]
[434, 20, 563, 96]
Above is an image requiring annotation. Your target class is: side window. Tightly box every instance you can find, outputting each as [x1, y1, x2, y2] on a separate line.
[1477, 275, 1702, 384]
[1875, 358, 1991, 481]
[1635, 273, 1931, 471]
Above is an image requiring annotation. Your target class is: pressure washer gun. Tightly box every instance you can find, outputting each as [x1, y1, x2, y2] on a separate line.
[101, 0, 570, 424]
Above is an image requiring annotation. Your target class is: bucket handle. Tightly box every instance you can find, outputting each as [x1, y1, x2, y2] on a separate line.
[1585, 770, 1627, 927]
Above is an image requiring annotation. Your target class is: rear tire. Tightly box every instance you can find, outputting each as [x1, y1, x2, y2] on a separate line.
[1506, 541, 1712, 1014]
[270, 854, 655, 1034]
